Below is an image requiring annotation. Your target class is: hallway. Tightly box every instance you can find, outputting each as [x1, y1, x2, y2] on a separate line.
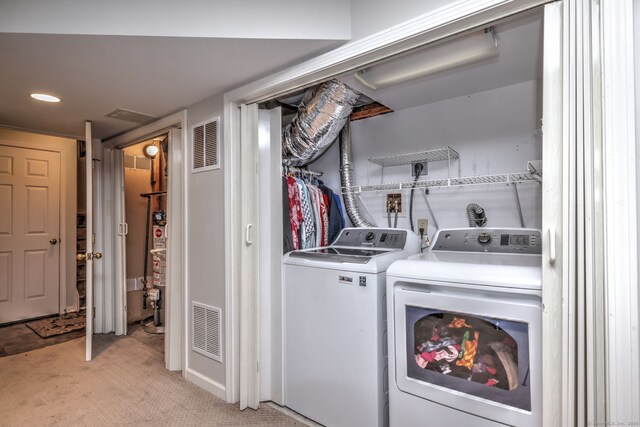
[0, 332, 303, 426]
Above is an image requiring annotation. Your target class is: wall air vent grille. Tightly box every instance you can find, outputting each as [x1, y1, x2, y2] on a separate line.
[105, 108, 156, 124]
[192, 302, 222, 361]
[192, 117, 220, 172]
[124, 154, 151, 170]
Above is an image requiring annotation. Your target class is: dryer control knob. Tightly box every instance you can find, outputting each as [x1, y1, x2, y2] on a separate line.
[477, 232, 492, 245]
[365, 231, 376, 241]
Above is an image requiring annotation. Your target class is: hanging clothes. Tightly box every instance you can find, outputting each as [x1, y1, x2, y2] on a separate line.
[312, 185, 329, 246]
[296, 178, 315, 249]
[283, 169, 345, 250]
[318, 183, 343, 244]
[333, 193, 346, 228]
[283, 176, 295, 253]
[285, 176, 303, 251]
[307, 183, 327, 247]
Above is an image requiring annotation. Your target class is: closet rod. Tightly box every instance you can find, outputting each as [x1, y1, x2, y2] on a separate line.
[284, 165, 323, 177]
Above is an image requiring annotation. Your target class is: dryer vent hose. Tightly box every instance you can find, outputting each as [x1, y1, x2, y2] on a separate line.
[467, 203, 487, 227]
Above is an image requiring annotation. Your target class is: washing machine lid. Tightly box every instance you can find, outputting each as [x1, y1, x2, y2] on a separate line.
[283, 227, 422, 273]
[387, 251, 542, 290]
[288, 246, 393, 264]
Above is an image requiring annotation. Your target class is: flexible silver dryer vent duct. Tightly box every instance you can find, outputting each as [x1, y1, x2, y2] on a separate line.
[282, 79, 361, 166]
[467, 203, 487, 227]
[339, 121, 375, 227]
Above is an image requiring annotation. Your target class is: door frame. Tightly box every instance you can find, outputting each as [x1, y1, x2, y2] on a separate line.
[223, 0, 563, 407]
[0, 128, 77, 317]
[102, 110, 187, 372]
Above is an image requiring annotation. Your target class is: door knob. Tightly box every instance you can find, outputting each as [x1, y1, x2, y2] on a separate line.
[76, 252, 101, 261]
[50, 238, 58, 245]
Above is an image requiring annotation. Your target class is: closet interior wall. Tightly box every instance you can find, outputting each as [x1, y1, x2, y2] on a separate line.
[307, 12, 543, 237]
[310, 80, 542, 236]
[123, 139, 167, 323]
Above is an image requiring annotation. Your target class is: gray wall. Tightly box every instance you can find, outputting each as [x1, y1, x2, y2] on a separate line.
[186, 93, 226, 385]
[310, 79, 542, 235]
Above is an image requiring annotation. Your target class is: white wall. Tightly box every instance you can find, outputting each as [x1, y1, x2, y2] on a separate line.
[310, 79, 542, 238]
[186, 94, 226, 388]
[350, 0, 456, 40]
[0, 0, 351, 40]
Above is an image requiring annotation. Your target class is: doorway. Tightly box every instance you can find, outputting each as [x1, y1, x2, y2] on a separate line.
[121, 135, 169, 355]
[104, 116, 185, 373]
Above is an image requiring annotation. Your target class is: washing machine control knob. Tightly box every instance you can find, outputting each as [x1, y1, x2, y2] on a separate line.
[365, 231, 376, 241]
[477, 232, 492, 245]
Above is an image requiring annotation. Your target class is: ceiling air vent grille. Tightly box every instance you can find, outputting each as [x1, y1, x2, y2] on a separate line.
[192, 117, 220, 172]
[192, 302, 222, 361]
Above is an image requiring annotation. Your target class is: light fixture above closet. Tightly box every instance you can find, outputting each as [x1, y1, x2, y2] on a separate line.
[354, 28, 498, 90]
[143, 143, 159, 159]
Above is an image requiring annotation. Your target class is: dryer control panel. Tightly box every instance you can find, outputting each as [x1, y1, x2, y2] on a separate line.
[431, 228, 541, 254]
[334, 227, 408, 250]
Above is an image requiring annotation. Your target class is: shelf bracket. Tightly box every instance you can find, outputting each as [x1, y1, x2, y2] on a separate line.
[512, 182, 526, 227]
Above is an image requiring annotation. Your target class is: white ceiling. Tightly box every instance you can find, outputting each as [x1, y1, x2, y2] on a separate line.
[0, 33, 345, 139]
[0, 5, 543, 141]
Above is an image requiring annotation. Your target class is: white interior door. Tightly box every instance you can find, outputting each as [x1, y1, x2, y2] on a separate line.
[257, 107, 283, 404]
[85, 122, 94, 361]
[239, 103, 260, 410]
[0, 144, 61, 323]
[84, 122, 103, 361]
[541, 3, 569, 426]
[114, 148, 127, 336]
[165, 127, 183, 371]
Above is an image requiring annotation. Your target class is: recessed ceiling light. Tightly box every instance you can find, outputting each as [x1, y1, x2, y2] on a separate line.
[30, 93, 61, 103]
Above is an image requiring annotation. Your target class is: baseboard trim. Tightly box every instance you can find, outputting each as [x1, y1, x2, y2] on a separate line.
[185, 367, 227, 401]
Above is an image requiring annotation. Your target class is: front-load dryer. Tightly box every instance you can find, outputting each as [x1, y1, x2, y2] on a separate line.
[283, 227, 420, 427]
[386, 228, 542, 427]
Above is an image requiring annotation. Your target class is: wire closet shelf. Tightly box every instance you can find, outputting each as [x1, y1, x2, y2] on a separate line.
[367, 146, 460, 168]
[341, 171, 540, 193]
[346, 147, 541, 193]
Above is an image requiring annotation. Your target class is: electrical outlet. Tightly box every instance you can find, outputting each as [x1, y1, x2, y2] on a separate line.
[417, 219, 429, 246]
[386, 193, 402, 213]
[411, 161, 428, 177]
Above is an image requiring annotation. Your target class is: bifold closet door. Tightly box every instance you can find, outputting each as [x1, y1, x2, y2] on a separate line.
[257, 107, 284, 404]
[83, 121, 104, 362]
[239, 103, 260, 410]
[541, 3, 569, 426]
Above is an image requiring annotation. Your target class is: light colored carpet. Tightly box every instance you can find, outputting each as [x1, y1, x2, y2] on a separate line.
[0, 334, 303, 426]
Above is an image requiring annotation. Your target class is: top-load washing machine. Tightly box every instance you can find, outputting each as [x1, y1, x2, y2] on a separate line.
[283, 227, 420, 427]
[386, 228, 542, 427]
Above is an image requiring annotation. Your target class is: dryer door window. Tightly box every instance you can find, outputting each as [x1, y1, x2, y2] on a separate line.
[391, 284, 542, 424]
[406, 307, 531, 411]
